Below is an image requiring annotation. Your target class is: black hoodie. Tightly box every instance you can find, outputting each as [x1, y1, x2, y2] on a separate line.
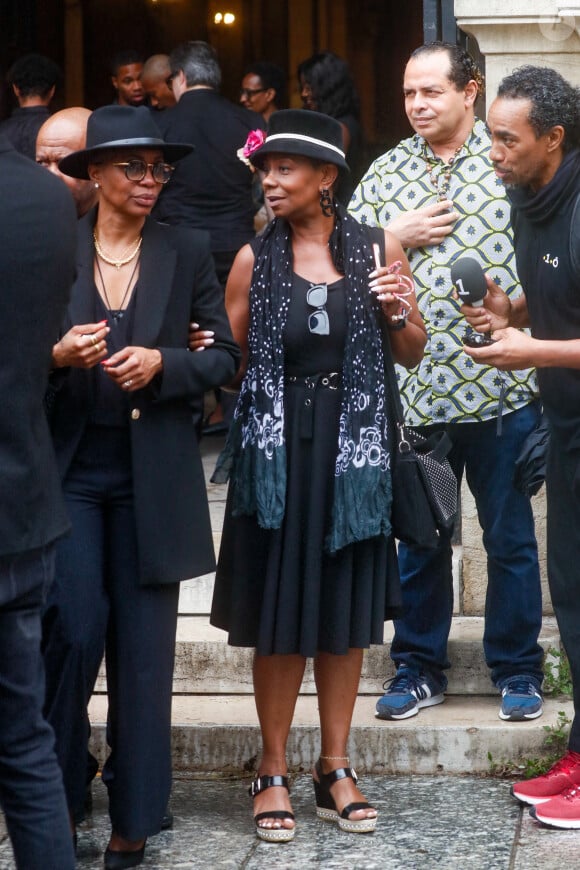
[509, 149, 580, 448]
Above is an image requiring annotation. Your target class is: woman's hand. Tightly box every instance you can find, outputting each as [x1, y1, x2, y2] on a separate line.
[369, 266, 413, 324]
[375, 231, 427, 369]
[188, 322, 215, 352]
[52, 321, 110, 369]
[101, 346, 163, 391]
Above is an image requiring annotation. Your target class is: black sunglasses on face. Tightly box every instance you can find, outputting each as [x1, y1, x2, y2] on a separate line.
[112, 160, 175, 184]
[240, 87, 267, 98]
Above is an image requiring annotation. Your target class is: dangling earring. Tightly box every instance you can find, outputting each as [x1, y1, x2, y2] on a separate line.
[319, 188, 335, 217]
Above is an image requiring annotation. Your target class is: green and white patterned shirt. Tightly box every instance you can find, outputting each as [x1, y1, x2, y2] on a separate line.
[349, 118, 538, 425]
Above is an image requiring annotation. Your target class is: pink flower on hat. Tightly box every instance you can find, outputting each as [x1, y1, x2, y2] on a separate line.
[242, 129, 267, 158]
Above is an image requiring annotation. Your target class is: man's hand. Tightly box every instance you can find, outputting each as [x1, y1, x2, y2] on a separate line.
[387, 200, 457, 248]
[459, 274, 512, 334]
[463, 328, 537, 371]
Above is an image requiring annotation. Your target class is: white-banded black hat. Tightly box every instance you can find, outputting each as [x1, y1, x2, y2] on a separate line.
[249, 109, 349, 172]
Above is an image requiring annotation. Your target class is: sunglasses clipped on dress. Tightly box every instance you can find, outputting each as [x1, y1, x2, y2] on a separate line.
[307, 283, 329, 335]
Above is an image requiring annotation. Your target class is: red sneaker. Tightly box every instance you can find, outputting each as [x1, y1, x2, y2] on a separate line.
[531, 786, 580, 828]
[511, 751, 580, 806]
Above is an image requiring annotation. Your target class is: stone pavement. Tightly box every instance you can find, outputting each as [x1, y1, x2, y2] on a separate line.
[2, 772, 580, 869]
[1, 437, 569, 867]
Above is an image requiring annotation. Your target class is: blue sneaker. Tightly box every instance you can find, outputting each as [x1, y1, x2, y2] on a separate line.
[375, 669, 445, 720]
[498, 675, 543, 721]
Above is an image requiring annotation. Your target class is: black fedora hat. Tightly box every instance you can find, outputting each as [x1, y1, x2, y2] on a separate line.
[59, 105, 193, 180]
[249, 109, 349, 172]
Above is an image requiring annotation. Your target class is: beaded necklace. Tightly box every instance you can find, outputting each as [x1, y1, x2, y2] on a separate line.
[93, 231, 142, 270]
[422, 142, 463, 201]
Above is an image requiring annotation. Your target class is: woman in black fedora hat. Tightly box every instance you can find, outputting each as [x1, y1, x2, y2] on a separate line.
[210, 109, 426, 840]
[41, 105, 240, 868]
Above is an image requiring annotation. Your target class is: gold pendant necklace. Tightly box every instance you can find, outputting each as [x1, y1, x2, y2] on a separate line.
[95, 253, 140, 322]
[93, 231, 143, 270]
[422, 143, 463, 202]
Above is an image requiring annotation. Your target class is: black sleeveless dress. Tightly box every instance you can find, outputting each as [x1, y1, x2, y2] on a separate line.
[210, 272, 402, 657]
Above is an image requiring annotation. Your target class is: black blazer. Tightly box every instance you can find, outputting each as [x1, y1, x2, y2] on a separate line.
[49, 210, 240, 585]
[0, 135, 76, 558]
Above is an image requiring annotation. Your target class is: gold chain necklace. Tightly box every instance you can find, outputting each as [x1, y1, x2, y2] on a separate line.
[95, 253, 140, 322]
[422, 143, 463, 201]
[93, 231, 143, 270]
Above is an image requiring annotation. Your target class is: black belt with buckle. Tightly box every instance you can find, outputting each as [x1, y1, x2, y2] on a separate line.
[286, 371, 342, 390]
[285, 372, 342, 438]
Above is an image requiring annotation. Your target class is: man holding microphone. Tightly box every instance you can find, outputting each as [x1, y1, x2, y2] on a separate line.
[463, 64, 580, 830]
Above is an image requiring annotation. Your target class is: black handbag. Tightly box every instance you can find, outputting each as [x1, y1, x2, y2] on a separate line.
[513, 411, 550, 497]
[384, 337, 458, 548]
[368, 223, 458, 547]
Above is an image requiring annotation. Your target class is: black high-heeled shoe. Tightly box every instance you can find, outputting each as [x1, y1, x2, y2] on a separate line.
[103, 841, 146, 869]
[249, 774, 296, 842]
[313, 760, 377, 833]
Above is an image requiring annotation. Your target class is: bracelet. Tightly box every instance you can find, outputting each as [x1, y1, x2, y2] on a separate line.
[387, 317, 407, 331]
[320, 755, 350, 761]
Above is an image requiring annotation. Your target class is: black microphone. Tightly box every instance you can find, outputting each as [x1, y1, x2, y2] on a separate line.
[451, 256, 487, 307]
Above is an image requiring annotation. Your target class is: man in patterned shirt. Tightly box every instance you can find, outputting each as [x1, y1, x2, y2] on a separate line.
[349, 42, 543, 722]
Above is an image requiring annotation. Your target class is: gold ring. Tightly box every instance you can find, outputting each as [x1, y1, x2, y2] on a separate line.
[89, 334, 98, 347]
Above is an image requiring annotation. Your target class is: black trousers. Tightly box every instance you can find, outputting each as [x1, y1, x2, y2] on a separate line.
[42, 426, 179, 840]
[0, 545, 75, 870]
[546, 433, 580, 752]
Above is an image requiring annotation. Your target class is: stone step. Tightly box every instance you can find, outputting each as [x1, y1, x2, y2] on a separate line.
[94, 616, 561, 696]
[87, 693, 572, 775]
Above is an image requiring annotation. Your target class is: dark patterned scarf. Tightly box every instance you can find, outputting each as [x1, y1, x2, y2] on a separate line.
[215, 205, 392, 553]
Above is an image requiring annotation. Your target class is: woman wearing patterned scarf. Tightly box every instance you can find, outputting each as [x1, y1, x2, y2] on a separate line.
[210, 110, 426, 840]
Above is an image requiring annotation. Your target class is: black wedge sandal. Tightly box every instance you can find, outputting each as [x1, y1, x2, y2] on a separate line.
[313, 760, 377, 833]
[249, 774, 296, 843]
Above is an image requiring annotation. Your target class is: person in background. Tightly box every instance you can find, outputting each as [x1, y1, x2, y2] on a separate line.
[154, 40, 264, 288]
[155, 40, 264, 434]
[240, 61, 286, 123]
[42, 105, 239, 868]
[141, 54, 176, 112]
[462, 64, 580, 831]
[0, 53, 61, 160]
[211, 109, 425, 842]
[110, 50, 145, 108]
[349, 42, 543, 723]
[240, 62, 287, 233]
[36, 107, 96, 218]
[297, 50, 363, 202]
[0, 129, 76, 870]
